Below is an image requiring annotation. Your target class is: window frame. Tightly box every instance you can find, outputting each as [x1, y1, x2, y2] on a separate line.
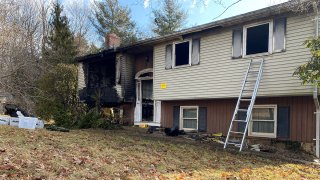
[243, 20, 273, 57]
[248, 104, 277, 138]
[180, 106, 198, 131]
[172, 39, 192, 68]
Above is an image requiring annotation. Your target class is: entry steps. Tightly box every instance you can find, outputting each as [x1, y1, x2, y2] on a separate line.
[224, 59, 264, 151]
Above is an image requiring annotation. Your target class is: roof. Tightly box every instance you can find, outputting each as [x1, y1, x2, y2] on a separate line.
[79, 0, 314, 62]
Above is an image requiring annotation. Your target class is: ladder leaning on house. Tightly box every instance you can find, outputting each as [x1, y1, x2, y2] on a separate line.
[224, 59, 264, 151]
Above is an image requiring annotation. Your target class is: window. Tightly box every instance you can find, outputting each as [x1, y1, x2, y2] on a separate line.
[180, 106, 198, 130]
[165, 38, 200, 69]
[244, 22, 272, 56]
[249, 105, 277, 138]
[174, 41, 191, 67]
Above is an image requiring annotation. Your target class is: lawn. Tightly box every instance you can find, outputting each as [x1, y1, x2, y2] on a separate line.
[0, 126, 319, 179]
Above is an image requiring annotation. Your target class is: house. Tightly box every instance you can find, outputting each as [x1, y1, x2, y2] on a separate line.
[78, 1, 320, 156]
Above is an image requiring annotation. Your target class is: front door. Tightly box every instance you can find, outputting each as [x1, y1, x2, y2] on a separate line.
[141, 80, 153, 122]
[134, 80, 154, 123]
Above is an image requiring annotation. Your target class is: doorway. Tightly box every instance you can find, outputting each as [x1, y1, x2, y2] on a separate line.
[134, 68, 157, 124]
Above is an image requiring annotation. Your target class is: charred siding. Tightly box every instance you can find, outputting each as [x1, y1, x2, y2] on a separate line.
[118, 54, 135, 102]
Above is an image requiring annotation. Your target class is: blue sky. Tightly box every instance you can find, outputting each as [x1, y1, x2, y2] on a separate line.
[64, 0, 288, 44]
[120, 0, 288, 35]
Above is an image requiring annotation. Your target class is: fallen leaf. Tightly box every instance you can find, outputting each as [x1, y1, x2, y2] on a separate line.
[0, 164, 16, 170]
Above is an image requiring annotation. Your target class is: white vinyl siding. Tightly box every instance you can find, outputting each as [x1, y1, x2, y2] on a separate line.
[153, 14, 314, 101]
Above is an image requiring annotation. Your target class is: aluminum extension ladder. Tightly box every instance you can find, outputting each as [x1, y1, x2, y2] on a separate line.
[224, 59, 264, 151]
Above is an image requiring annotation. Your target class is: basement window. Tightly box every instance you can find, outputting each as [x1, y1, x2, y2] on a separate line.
[180, 106, 198, 131]
[244, 22, 272, 56]
[249, 105, 277, 138]
[174, 41, 191, 67]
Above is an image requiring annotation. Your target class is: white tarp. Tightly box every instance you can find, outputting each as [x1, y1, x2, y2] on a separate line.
[19, 117, 37, 130]
[0, 116, 10, 125]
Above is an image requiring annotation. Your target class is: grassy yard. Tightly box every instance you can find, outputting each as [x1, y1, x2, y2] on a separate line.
[0, 126, 319, 179]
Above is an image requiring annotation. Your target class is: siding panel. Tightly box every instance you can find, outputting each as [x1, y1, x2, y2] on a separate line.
[154, 15, 315, 100]
[161, 96, 315, 142]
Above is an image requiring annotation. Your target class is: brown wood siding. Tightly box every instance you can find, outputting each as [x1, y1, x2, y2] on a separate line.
[161, 96, 315, 142]
[135, 52, 153, 74]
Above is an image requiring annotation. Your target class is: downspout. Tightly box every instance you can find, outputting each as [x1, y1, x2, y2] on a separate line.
[312, 2, 320, 158]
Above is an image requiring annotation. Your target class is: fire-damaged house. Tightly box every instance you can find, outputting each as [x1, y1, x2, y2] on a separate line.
[78, 1, 320, 157]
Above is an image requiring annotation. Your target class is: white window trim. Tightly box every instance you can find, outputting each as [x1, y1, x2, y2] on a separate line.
[248, 104, 277, 138]
[180, 106, 198, 131]
[243, 21, 273, 57]
[172, 39, 192, 68]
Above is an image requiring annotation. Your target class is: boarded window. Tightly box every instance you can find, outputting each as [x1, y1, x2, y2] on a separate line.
[246, 23, 270, 55]
[274, 17, 286, 52]
[191, 38, 200, 65]
[175, 41, 190, 66]
[232, 29, 243, 58]
[165, 44, 173, 69]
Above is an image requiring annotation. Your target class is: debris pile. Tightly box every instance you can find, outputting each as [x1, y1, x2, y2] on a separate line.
[0, 104, 44, 130]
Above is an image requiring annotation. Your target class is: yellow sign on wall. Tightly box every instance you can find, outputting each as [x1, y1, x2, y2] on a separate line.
[160, 83, 167, 89]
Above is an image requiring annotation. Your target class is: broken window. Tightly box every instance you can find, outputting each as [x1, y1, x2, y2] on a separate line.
[165, 39, 200, 69]
[174, 41, 190, 66]
[245, 23, 270, 55]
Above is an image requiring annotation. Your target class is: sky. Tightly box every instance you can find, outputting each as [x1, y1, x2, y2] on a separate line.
[119, 0, 289, 35]
[63, 0, 289, 44]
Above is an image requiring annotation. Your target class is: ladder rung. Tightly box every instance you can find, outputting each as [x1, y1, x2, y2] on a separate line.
[233, 120, 247, 122]
[250, 61, 262, 64]
[249, 70, 259, 73]
[240, 98, 251, 101]
[245, 80, 256, 83]
[230, 131, 244, 134]
[238, 109, 247, 112]
[243, 89, 253, 92]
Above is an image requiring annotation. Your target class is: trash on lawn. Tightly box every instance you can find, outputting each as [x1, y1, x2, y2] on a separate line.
[139, 124, 148, 128]
[46, 125, 70, 132]
[164, 127, 185, 136]
[182, 132, 225, 144]
[0, 103, 44, 130]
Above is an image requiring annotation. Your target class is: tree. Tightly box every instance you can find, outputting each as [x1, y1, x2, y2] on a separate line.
[36, 64, 84, 127]
[44, 2, 77, 64]
[0, 0, 46, 113]
[91, 0, 137, 46]
[294, 37, 320, 86]
[151, 0, 187, 36]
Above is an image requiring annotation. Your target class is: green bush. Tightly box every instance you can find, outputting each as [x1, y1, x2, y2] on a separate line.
[77, 108, 123, 130]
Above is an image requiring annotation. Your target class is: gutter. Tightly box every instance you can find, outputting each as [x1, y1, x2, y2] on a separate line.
[313, 2, 320, 158]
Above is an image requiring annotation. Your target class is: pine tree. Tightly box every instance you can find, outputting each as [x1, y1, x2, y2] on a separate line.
[44, 2, 77, 64]
[152, 0, 187, 36]
[91, 0, 137, 46]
